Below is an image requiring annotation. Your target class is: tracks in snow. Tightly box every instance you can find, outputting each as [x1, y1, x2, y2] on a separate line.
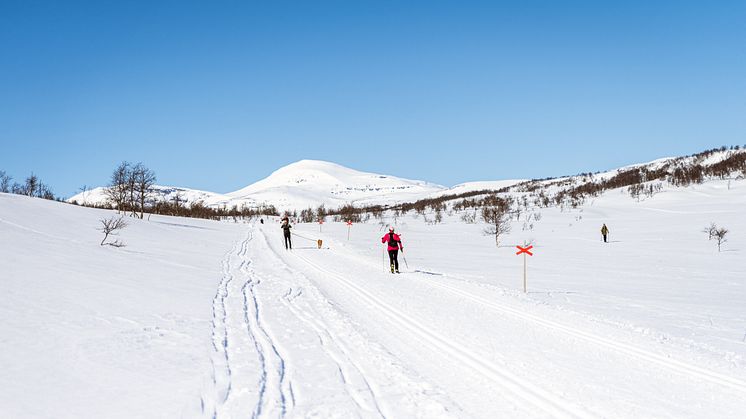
[203, 229, 291, 418]
[415, 275, 746, 394]
[332, 244, 746, 396]
[253, 230, 387, 418]
[290, 251, 596, 419]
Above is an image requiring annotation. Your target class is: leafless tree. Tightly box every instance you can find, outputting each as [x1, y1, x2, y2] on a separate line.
[714, 227, 728, 252]
[0, 171, 11, 193]
[704, 222, 718, 240]
[434, 207, 443, 224]
[23, 173, 39, 197]
[99, 216, 128, 247]
[482, 205, 512, 246]
[37, 183, 55, 200]
[126, 164, 138, 217]
[300, 207, 315, 223]
[460, 210, 476, 224]
[172, 192, 184, 215]
[132, 163, 156, 219]
[105, 162, 130, 213]
[316, 205, 326, 221]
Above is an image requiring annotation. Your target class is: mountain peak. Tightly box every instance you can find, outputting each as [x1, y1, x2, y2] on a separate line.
[226, 160, 445, 209]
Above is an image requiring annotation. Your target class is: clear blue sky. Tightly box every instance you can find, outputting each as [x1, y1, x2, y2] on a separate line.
[1, 1, 744, 198]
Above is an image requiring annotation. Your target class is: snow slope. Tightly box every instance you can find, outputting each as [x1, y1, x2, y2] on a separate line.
[226, 159, 446, 210]
[0, 193, 244, 418]
[202, 178, 746, 418]
[6, 174, 746, 418]
[67, 149, 745, 213]
[69, 184, 241, 209]
[67, 160, 446, 211]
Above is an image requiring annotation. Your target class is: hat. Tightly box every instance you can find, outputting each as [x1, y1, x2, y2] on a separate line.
[389, 227, 395, 232]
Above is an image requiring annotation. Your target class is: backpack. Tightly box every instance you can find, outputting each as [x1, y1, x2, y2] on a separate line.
[388, 233, 398, 248]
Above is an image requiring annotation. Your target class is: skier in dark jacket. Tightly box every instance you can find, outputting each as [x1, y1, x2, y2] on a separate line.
[381, 227, 403, 273]
[281, 217, 292, 249]
[601, 223, 609, 243]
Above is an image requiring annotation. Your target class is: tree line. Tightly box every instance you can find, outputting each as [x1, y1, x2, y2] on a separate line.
[103, 161, 157, 219]
[0, 170, 57, 200]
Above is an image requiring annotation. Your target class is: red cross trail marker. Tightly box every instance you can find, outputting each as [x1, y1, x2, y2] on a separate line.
[318, 219, 324, 232]
[516, 245, 533, 256]
[516, 245, 534, 292]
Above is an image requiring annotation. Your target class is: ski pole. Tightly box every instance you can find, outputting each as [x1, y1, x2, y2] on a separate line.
[382, 245, 385, 273]
[402, 250, 409, 269]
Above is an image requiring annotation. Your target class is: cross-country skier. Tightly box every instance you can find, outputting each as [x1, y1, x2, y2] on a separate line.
[281, 216, 292, 249]
[601, 223, 609, 243]
[381, 227, 403, 273]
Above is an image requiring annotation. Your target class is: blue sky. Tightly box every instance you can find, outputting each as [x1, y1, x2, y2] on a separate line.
[1, 1, 744, 197]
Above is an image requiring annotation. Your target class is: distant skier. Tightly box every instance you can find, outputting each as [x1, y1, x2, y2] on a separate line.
[260, 218, 264, 224]
[601, 223, 609, 243]
[381, 227, 403, 273]
[281, 216, 292, 249]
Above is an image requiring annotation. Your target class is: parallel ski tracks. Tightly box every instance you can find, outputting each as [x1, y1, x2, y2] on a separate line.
[253, 230, 387, 418]
[289, 250, 596, 419]
[332, 245, 746, 395]
[205, 229, 291, 419]
[418, 275, 746, 394]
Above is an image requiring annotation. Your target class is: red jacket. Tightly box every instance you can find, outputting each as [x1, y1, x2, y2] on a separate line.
[381, 232, 403, 251]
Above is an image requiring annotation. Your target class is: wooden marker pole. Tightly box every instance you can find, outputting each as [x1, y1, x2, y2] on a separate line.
[523, 252, 527, 293]
[516, 244, 534, 294]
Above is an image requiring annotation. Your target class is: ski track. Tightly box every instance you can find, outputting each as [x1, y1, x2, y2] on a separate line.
[332, 243, 746, 395]
[286, 249, 597, 419]
[203, 228, 290, 419]
[207, 223, 745, 419]
[253, 230, 387, 418]
[414, 274, 746, 395]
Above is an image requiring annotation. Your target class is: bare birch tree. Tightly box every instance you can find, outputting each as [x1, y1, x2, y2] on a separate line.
[482, 206, 512, 246]
[133, 163, 156, 219]
[105, 162, 130, 213]
[99, 216, 128, 247]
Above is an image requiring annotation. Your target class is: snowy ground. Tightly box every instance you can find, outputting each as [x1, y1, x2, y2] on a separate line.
[0, 194, 243, 418]
[2, 179, 745, 418]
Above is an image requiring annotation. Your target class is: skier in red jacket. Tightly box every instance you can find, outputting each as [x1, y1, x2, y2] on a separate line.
[381, 227, 403, 273]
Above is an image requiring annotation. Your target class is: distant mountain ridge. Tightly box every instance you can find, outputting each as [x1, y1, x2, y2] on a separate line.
[69, 159, 449, 211]
[68, 148, 746, 211]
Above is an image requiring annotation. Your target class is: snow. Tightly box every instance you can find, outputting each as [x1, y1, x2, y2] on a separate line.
[4, 171, 746, 417]
[429, 179, 527, 197]
[226, 159, 446, 210]
[0, 193, 243, 418]
[69, 185, 239, 209]
[67, 160, 446, 211]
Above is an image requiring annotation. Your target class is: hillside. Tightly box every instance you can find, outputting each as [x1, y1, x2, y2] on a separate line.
[226, 159, 446, 209]
[4, 164, 746, 417]
[68, 148, 746, 216]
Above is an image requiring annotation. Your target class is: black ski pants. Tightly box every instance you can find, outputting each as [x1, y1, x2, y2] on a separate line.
[388, 249, 399, 271]
[284, 233, 292, 249]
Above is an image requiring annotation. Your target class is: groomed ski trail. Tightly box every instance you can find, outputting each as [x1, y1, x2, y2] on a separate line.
[318, 237, 746, 395]
[284, 250, 596, 419]
[204, 225, 456, 418]
[414, 273, 746, 394]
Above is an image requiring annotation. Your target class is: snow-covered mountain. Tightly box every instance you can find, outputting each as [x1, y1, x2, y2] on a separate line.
[69, 160, 447, 211]
[69, 185, 239, 208]
[68, 148, 746, 212]
[226, 159, 446, 210]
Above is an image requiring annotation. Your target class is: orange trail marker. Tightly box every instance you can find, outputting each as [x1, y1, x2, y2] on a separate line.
[516, 245, 534, 292]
